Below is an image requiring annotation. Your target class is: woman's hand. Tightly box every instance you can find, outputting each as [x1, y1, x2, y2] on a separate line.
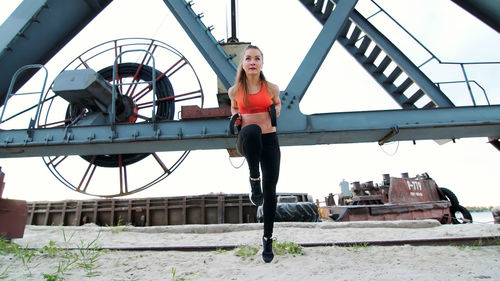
[232, 113, 242, 127]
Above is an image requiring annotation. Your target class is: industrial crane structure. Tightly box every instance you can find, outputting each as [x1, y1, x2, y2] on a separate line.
[0, 0, 498, 198]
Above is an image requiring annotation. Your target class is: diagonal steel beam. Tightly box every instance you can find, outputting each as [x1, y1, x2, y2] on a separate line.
[285, 0, 358, 103]
[0, 0, 112, 105]
[451, 0, 500, 33]
[162, 0, 237, 89]
[279, 0, 357, 132]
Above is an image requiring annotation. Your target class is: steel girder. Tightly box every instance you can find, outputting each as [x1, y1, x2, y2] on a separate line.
[0, 0, 112, 105]
[0, 105, 499, 158]
[286, 0, 357, 103]
[451, 0, 500, 33]
[162, 0, 237, 89]
[279, 0, 357, 132]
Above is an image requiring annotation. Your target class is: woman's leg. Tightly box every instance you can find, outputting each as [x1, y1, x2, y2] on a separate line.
[236, 124, 262, 178]
[260, 132, 280, 263]
[236, 124, 264, 205]
[260, 132, 280, 238]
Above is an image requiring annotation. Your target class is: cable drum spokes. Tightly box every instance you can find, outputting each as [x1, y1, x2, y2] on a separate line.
[77, 62, 175, 168]
[38, 38, 204, 197]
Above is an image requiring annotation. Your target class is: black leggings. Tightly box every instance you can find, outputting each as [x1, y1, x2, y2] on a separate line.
[237, 124, 280, 238]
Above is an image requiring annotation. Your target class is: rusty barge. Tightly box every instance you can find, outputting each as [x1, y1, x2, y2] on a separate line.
[25, 193, 313, 227]
[322, 173, 472, 224]
[1, 170, 473, 241]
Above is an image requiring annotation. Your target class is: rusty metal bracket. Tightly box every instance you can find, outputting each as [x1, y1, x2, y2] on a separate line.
[378, 126, 399, 145]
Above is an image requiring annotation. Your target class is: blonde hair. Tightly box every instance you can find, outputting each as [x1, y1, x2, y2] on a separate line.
[234, 45, 269, 108]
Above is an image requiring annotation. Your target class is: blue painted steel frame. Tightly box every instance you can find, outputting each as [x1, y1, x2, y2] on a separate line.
[0, 105, 499, 158]
[343, 7, 455, 107]
[280, 0, 358, 132]
[0, 0, 113, 105]
[162, 0, 237, 89]
[287, 0, 357, 103]
[0, 0, 499, 158]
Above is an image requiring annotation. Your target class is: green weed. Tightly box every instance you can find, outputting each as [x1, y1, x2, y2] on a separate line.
[0, 265, 8, 279]
[456, 237, 499, 250]
[234, 245, 259, 259]
[39, 237, 76, 281]
[12, 243, 39, 276]
[48, 250, 78, 280]
[38, 230, 103, 279]
[114, 256, 129, 267]
[0, 238, 17, 255]
[273, 241, 304, 256]
[39, 241, 62, 258]
[76, 232, 103, 277]
[42, 273, 63, 281]
[42, 252, 78, 281]
[346, 242, 369, 252]
[0, 238, 39, 277]
[492, 236, 500, 246]
[107, 217, 130, 234]
[0, 230, 107, 280]
[215, 248, 227, 253]
[170, 267, 199, 281]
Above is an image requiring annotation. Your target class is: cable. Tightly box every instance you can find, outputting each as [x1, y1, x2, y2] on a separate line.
[228, 155, 245, 169]
[379, 141, 399, 156]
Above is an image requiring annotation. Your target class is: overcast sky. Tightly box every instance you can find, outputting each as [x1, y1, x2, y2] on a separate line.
[0, 0, 499, 207]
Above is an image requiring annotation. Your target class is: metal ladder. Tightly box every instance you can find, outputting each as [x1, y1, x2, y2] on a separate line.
[0, 64, 48, 131]
[299, 0, 455, 109]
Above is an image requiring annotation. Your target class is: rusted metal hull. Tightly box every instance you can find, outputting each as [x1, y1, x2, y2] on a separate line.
[0, 167, 28, 239]
[26, 193, 311, 226]
[329, 201, 452, 223]
[324, 173, 456, 224]
[0, 198, 28, 239]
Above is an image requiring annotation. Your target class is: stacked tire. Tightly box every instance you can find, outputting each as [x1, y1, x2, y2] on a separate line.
[256, 196, 320, 223]
[439, 187, 473, 224]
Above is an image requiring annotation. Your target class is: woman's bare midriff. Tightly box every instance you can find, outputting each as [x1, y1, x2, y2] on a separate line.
[241, 112, 275, 134]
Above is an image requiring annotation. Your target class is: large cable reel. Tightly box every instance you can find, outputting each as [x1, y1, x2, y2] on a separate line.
[38, 38, 204, 197]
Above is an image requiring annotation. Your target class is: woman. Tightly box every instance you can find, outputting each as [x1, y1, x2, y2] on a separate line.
[228, 45, 281, 263]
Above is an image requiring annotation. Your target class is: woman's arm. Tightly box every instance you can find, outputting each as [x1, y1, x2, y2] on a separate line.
[269, 83, 281, 117]
[228, 86, 240, 116]
[228, 86, 242, 127]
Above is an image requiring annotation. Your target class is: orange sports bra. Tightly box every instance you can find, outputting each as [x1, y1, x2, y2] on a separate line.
[237, 84, 273, 114]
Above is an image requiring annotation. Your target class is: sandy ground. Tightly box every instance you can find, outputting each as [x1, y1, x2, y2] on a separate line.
[1, 220, 499, 281]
